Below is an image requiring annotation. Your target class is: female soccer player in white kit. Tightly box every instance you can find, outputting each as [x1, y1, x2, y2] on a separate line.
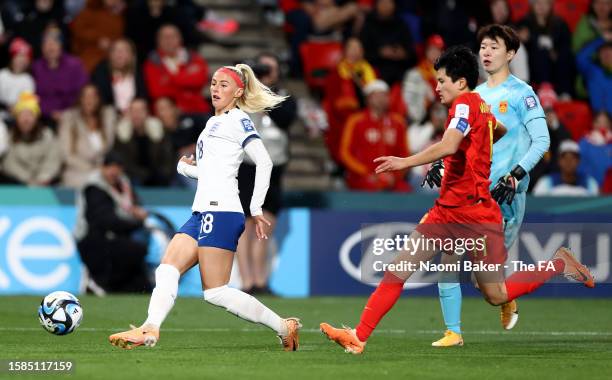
[109, 64, 302, 351]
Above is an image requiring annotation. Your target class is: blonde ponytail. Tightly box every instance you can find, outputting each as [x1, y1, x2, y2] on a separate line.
[229, 64, 288, 113]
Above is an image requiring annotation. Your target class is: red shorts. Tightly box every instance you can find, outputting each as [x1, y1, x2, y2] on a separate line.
[415, 199, 506, 265]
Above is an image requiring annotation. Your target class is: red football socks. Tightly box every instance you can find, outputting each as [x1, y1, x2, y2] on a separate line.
[355, 271, 405, 342]
[505, 259, 565, 300]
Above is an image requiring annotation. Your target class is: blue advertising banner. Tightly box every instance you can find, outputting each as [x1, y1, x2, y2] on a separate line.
[0, 205, 310, 297]
[309, 210, 612, 297]
[0, 206, 81, 295]
[1, 204, 610, 297]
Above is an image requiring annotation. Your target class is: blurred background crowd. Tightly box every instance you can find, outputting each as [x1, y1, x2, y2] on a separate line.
[0, 0, 609, 197]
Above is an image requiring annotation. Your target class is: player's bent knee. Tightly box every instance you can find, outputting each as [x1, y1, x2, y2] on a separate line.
[203, 286, 248, 317]
[203, 285, 230, 307]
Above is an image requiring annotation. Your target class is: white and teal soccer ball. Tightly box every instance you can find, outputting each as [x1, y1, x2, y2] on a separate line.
[38, 291, 83, 336]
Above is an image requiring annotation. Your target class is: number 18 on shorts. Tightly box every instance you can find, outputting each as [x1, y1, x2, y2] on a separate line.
[177, 211, 245, 252]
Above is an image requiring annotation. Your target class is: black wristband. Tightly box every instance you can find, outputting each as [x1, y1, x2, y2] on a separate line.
[510, 165, 527, 180]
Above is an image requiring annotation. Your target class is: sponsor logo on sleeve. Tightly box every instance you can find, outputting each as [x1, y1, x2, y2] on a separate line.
[524, 96, 537, 110]
[241, 118, 255, 132]
[455, 104, 470, 118]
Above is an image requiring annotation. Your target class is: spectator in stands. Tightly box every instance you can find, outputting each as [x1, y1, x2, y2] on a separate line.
[58, 84, 117, 188]
[74, 151, 152, 293]
[407, 101, 446, 156]
[125, 0, 200, 63]
[70, 0, 125, 73]
[302, 0, 362, 36]
[285, 0, 362, 76]
[323, 37, 376, 164]
[144, 24, 209, 115]
[486, 0, 530, 82]
[154, 96, 207, 187]
[11, 0, 68, 58]
[0, 92, 61, 185]
[255, 52, 298, 135]
[576, 34, 612, 114]
[236, 52, 297, 295]
[339, 79, 410, 191]
[419, 0, 488, 50]
[401, 34, 444, 125]
[578, 111, 612, 185]
[407, 101, 446, 192]
[0, 38, 35, 118]
[572, 0, 611, 98]
[114, 98, 174, 186]
[528, 83, 573, 191]
[572, 0, 611, 53]
[533, 140, 599, 196]
[32, 27, 88, 126]
[517, 0, 575, 96]
[91, 38, 147, 114]
[359, 0, 416, 85]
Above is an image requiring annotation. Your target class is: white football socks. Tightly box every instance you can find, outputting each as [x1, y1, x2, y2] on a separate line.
[144, 264, 180, 328]
[204, 285, 287, 336]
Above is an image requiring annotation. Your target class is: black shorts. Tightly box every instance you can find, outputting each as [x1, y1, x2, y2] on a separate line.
[238, 163, 285, 217]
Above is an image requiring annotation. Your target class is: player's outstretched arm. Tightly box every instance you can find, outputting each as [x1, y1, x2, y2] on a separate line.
[177, 155, 198, 179]
[375, 128, 463, 173]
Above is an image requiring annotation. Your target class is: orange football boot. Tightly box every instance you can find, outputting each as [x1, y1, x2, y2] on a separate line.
[500, 300, 519, 330]
[109, 324, 159, 350]
[278, 318, 302, 351]
[552, 247, 595, 288]
[320, 323, 366, 354]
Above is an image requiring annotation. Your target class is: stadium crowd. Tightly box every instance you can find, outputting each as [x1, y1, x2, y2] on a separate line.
[284, 0, 611, 195]
[0, 0, 609, 196]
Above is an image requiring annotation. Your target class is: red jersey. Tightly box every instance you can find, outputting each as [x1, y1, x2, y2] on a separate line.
[438, 92, 497, 207]
[340, 109, 410, 191]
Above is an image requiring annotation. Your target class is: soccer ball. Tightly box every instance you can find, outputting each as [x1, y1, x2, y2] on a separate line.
[38, 291, 83, 336]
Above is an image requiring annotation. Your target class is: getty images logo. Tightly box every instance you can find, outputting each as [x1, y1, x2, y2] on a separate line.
[338, 222, 438, 290]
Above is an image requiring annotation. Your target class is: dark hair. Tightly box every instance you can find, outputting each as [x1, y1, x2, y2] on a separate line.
[477, 24, 520, 53]
[103, 151, 124, 167]
[12, 118, 44, 143]
[433, 45, 480, 90]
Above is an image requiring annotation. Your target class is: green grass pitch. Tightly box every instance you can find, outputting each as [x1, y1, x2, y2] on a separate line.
[1, 295, 611, 380]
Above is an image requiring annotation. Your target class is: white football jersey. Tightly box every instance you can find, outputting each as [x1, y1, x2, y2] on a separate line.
[192, 108, 259, 213]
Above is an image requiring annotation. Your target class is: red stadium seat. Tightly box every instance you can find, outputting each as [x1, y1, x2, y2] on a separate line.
[279, 0, 300, 13]
[553, 101, 592, 141]
[300, 41, 343, 91]
[553, 0, 589, 32]
[508, 0, 530, 23]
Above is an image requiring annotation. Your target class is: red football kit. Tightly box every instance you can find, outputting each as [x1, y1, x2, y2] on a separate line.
[352, 92, 565, 343]
[417, 92, 505, 265]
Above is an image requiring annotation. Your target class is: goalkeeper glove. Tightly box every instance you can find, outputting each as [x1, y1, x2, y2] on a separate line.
[421, 159, 444, 189]
[491, 165, 526, 205]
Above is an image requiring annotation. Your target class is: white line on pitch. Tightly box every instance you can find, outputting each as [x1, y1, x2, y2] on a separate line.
[1, 327, 611, 336]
